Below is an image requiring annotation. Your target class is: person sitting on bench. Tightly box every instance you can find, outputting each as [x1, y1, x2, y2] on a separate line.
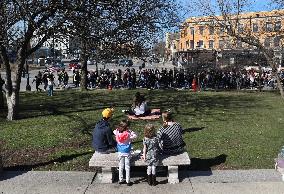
[157, 111, 186, 155]
[92, 108, 117, 154]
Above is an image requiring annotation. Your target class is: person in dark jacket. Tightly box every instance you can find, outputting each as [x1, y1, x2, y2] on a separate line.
[92, 108, 117, 153]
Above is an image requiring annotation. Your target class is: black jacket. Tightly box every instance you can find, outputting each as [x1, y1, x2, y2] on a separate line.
[92, 119, 116, 152]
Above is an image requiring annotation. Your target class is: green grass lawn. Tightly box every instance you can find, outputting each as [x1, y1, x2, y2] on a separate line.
[0, 89, 284, 171]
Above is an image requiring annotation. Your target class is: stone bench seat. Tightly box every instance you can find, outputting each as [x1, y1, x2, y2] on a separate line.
[89, 152, 191, 184]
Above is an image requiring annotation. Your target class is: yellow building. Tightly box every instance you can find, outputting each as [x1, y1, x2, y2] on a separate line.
[179, 10, 284, 51]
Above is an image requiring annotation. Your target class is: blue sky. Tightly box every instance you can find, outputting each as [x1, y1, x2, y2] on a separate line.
[178, 0, 276, 19]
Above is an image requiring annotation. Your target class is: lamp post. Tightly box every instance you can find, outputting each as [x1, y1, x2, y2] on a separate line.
[23, 14, 31, 91]
[191, 27, 195, 64]
[25, 60, 31, 91]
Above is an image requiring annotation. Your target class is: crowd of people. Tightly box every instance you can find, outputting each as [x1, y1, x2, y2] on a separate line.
[83, 67, 284, 90]
[33, 66, 284, 95]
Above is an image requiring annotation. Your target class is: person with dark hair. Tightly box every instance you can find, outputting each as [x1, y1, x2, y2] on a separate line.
[92, 108, 117, 153]
[157, 111, 185, 155]
[32, 75, 42, 92]
[127, 92, 151, 116]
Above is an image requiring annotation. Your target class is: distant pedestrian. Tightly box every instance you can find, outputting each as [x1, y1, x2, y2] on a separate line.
[32, 76, 42, 92]
[47, 73, 55, 96]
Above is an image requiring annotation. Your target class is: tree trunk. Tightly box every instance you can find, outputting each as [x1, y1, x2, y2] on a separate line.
[6, 90, 19, 120]
[5, 56, 25, 120]
[263, 51, 284, 99]
[275, 73, 284, 99]
[0, 90, 4, 109]
[80, 54, 88, 91]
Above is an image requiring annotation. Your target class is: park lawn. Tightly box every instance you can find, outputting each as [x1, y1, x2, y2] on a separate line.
[0, 89, 284, 171]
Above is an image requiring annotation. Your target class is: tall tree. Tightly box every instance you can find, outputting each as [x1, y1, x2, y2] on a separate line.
[0, 1, 68, 120]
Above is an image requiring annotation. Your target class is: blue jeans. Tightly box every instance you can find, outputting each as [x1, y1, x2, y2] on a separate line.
[48, 85, 53, 96]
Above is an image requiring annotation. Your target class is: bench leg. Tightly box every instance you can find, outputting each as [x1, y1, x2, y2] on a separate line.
[101, 167, 114, 183]
[168, 166, 179, 184]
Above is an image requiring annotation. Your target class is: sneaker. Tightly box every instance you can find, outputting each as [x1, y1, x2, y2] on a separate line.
[122, 110, 129, 114]
[118, 180, 126, 185]
[126, 182, 133, 186]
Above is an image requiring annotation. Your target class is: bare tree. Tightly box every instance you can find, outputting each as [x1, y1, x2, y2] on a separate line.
[0, 1, 70, 120]
[0, 0, 180, 119]
[188, 0, 284, 98]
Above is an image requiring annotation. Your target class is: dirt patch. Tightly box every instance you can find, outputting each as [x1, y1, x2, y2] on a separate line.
[2, 140, 94, 171]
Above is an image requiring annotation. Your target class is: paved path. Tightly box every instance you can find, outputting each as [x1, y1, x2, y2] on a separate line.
[0, 169, 283, 194]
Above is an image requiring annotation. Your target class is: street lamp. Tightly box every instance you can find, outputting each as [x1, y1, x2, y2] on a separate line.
[23, 15, 31, 91]
[25, 60, 31, 91]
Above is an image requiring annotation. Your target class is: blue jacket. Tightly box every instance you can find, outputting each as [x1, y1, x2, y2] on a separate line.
[92, 119, 116, 152]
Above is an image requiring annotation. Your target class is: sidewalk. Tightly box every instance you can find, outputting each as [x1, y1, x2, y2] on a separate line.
[0, 169, 283, 194]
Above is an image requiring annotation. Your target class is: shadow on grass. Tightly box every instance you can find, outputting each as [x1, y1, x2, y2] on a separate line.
[12, 89, 262, 121]
[183, 127, 206, 133]
[189, 154, 228, 171]
[3, 151, 93, 172]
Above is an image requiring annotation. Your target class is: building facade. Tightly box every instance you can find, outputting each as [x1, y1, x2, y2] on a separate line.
[170, 10, 284, 67]
[179, 10, 284, 51]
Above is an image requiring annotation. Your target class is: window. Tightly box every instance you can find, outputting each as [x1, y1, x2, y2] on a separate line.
[252, 23, 258, 32]
[266, 23, 273, 32]
[219, 40, 225, 49]
[236, 40, 242, 48]
[186, 40, 189, 48]
[180, 43, 183, 49]
[199, 26, 204, 35]
[198, 40, 204, 48]
[275, 21, 281, 31]
[219, 26, 225, 35]
[238, 24, 244, 33]
[190, 40, 194, 49]
[209, 40, 214, 48]
[274, 36, 280, 47]
[190, 27, 195, 35]
[264, 38, 271, 47]
[209, 26, 214, 35]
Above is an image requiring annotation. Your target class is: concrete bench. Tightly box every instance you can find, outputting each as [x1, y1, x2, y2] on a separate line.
[89, 152, 191, 184]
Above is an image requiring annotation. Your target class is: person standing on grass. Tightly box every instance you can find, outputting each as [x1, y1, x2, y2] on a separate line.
[92, 108, 117, 154]
[32, 76, 42, 92]
[141, 124, 160, 186]
[47, 72, 55, 96]
[157, 111, 186, 155]
[113, 119, 137, 186]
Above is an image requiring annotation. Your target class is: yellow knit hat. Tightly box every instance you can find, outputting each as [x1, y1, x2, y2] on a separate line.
[102, 108, 113, 118]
